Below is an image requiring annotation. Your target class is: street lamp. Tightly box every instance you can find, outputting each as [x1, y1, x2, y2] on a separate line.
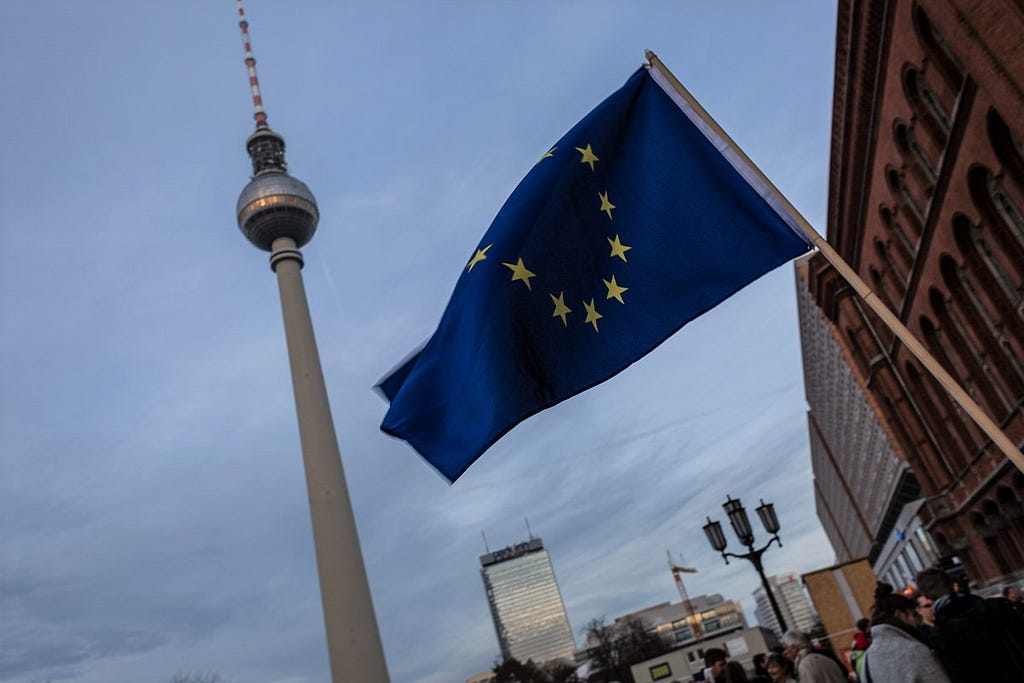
[703, 496, 788, 634]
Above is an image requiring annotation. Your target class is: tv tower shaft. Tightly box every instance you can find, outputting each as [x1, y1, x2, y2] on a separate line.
[233, 3, 390, 681]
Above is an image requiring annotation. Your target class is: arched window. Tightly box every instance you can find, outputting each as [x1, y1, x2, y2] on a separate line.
[888, 166, 926, 227]
[951, 213, 1024, 345]
[875, 238, 908, 297]
[994, 487, 1024, 565]
[997, 486, 1020, 505]
[870, 266, 897, 313]
[967, 167, 1024, 320]
[987, 109, 1024, 190]
[940, 249, 1022, 415]
[991, 175, 1024, 244]
[989, 176, 1024, 255]
[951, 214, 1024, 386]
[975, 509, 1014, 574]
[912, 6, 965, 89]
[880, 205, 916, 266]
[982, 500, 1006, 531]
[895, 119, 938, 189]
[928, 283, 1009, 416]
[903, 66, 951, 145]
[903, 355, 976, 471]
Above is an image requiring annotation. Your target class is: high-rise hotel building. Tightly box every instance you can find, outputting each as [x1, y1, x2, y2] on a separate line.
[480, 538, 576, 665]
[752, 573, 819, 638]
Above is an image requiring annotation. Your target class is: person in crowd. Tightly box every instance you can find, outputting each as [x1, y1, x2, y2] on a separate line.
[723, 660, 748, 683]
[750, 653, 771, 683]
[851, 617, 871, 650]
[764, 653, 796, 683]
[916, 566, 1024, 683]
[856, 582, 949, 682]
[703, 648, 728, 683]
[848, 617, 871, 674]
[1001, 585, 1024, 620]
[780, 630, 847, 683]
[914, 591, 935, 638]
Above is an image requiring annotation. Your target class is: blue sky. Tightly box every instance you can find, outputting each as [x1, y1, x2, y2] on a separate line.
[1, 2, 838, 682]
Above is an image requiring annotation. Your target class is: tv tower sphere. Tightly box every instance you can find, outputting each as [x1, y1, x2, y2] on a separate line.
[236, 127, 319, 251]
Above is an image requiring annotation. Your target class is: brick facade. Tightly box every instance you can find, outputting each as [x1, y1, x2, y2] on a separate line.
[807, 0, 1024, 585]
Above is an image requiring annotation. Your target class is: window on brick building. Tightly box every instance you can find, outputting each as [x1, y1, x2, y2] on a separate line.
[894, 120, 938, 191]
[880, 205, 917, 266]
[912, 6, 965, 89]
[903, 66, 951, 145]
[942, 250, 1021, 412]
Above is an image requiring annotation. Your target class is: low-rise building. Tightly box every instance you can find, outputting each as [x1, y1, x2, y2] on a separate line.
[629, 626, 778, 683]
[615, 594, 747, 648]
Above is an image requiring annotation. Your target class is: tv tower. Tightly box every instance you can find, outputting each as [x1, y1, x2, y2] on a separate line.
[233, 2, 389, 680]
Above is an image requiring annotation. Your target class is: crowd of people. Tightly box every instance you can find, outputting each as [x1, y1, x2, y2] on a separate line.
[695, 567, 1024, 683]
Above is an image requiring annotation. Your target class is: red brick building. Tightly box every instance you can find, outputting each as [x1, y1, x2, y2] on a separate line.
[801, 0, 1024, 586]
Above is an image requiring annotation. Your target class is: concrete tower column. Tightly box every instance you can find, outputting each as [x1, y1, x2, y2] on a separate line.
[233, 4, 390, 678]
[270, 237, 390, 681]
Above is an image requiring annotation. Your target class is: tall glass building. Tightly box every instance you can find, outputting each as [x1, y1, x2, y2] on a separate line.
[480, 537, 576, 665]
[752, 573, 818, 638]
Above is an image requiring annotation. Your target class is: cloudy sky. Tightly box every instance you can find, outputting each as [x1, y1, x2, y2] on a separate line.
[1, 2, 840, 682]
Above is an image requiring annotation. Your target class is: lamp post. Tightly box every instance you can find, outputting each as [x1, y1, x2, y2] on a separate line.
[703, 496, 788, 634]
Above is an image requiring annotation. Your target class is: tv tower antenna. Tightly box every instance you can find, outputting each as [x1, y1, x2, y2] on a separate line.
[233, 3, 389, 681]
[235, 0, 267, 130]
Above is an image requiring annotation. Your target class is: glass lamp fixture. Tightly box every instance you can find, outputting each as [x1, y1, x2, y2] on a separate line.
[703, 517, 727, 552]
[756, 499, 781, 535]
[723, 496, 754, 546]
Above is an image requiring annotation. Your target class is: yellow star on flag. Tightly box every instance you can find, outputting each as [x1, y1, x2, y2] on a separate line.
[575, 144, 599, 172]
[549, 291, 572, 326]
[467, 244, 492, 272]
[502, 258, 537, 290]
[537, 146, 556, 164]
[599, 191, 615, 220]
[608, 234, 631, 262]
[583, 298, 602, 332]
[603, 275, 628, 304]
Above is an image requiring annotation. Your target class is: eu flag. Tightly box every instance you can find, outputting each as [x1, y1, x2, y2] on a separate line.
[379, 66, 811, 481]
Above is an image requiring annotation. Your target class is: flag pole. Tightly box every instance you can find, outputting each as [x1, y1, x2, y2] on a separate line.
[645, 50, 1024, 471]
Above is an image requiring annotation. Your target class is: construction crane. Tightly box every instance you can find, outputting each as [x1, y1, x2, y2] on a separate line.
[667, 550, 704, 642]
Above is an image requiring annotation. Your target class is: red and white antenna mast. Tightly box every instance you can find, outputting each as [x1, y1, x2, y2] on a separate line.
[236, 0, 268, 130]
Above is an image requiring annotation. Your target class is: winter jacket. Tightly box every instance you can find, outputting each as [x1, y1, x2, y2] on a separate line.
[861, 623, 949, 683]
[793, 650, 846, 683]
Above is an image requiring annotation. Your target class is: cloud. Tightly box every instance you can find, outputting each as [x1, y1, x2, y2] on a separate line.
[0, 2, 839, 682]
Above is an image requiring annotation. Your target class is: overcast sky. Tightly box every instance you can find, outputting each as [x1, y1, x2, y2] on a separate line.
[1, 2, 839, 682]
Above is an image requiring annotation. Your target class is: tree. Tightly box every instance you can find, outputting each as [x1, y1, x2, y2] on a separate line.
[545, 660, 582, 683]
[493, 657, 581, 683]
[581, 616, 672, 683]
[493, 657, 541, 683]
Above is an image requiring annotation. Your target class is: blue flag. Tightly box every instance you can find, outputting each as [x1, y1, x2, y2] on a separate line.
[379, 66, 811, 482]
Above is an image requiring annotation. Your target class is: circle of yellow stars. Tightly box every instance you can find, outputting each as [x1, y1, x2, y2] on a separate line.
[464, 141, 630, 333]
